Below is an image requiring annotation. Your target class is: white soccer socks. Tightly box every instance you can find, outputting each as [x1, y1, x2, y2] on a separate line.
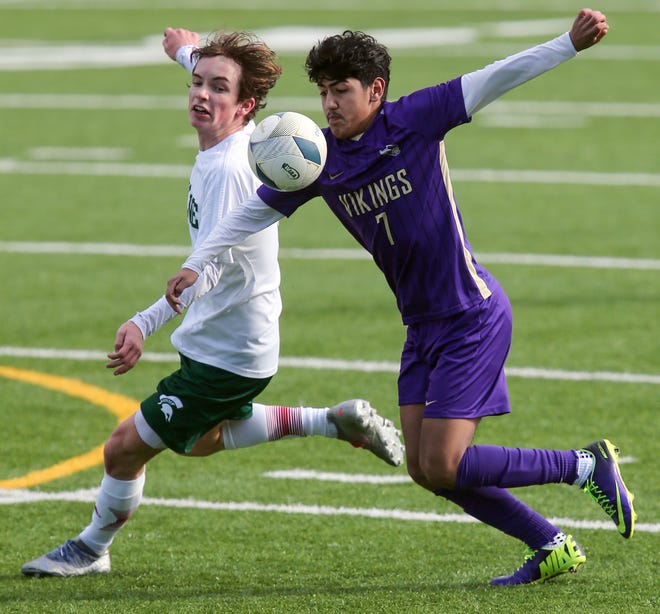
[222, 403, 337, 450]
[77, 471, 145, 556]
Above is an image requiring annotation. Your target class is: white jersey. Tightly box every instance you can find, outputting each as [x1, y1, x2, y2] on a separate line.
[132, 124, 281, 378]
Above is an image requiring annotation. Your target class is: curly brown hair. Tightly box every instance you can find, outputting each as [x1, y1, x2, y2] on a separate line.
[305, 30, 391, 99]
[193, 31, 282, 122]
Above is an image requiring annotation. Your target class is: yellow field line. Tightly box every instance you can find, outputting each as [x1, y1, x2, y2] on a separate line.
[0, 366, 137, 489]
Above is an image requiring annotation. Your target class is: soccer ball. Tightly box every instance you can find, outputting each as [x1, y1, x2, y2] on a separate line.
[247, 111, 327, 191]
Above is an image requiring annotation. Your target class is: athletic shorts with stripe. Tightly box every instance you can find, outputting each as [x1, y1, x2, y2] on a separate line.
[398, 281, 512, 419]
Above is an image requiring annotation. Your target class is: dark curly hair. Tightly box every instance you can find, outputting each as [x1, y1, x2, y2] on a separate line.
[193, 31, 282, 122]
[305, 30, 391, 99]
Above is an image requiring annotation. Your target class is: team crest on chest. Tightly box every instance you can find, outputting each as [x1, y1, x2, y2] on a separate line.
[378, 144, 401, 157]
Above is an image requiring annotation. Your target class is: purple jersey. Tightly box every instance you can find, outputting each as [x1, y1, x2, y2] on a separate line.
[258, 77, 494, 325]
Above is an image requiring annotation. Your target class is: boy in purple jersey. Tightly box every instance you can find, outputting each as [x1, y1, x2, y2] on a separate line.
[166, 9, 636, 585]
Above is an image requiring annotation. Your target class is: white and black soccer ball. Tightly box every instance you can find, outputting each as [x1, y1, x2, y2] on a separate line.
[248, 111, 327, 191]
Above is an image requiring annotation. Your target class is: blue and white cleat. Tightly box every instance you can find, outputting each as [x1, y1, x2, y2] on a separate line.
[21, 539, 110, 577]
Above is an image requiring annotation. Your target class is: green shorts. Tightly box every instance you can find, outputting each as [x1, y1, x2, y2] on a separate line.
[140, 353, 272, 454]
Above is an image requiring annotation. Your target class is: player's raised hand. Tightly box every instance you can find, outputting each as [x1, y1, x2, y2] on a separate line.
[106, 321, 144, 376]
[166, 268, 199, 313]
[163, 27, 200, 61]
[569, 8, 608, 51]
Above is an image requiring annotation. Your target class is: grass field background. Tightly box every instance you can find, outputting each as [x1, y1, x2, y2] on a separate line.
[1, 1, 658, 612]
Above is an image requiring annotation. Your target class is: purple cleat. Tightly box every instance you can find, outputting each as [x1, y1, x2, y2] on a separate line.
[580, 439, 636, 538]
[490, 535, 586, 586]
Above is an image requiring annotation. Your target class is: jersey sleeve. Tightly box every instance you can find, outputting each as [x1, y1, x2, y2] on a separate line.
[256, 183, 317, 218]
[182, 193, 284, 274]
[391, 77, 471, 139]
[461, 32, 577, 115]
[175, 44, 197, 73]
[130, 296, 175, 339]
[130, 261, 223, 337]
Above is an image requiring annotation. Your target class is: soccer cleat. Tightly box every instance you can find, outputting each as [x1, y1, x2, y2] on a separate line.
[328, 399, 404, 467]
[490, 535, 586, 586]
[21, 539, 110, 577]
[580, 439, 636, 538]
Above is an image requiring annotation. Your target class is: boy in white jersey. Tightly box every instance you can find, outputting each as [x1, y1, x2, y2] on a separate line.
[164, 10, 636, 585]
[21, 29, 404, 579]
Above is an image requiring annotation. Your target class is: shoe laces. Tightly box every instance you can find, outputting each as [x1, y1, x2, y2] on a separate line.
[52, 540, 93, 565]
[584, 480, 616, 518]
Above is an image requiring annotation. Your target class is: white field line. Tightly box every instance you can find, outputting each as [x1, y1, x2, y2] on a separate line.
[0, 1, 658, 13]
[0, 20, 657, 64]
[1, 241, 659, 272]
[265, 469, 413, 484]
[452, 168, 660, 187]
[0, 241, 191, 258]
[487, 100, 660, 118]
[0, 346, 659, 385]
[27, 146, 130, 161]
[279, 248, 660, 271]
[477, 115, 585, 129]
[265, 462, 636, 485]
[1, 158, 658, 187]
[0, 159, 191, 178]
[1, 487, 657, 534]
[3, 94, 660, 119]
[1, 21, 659, 71]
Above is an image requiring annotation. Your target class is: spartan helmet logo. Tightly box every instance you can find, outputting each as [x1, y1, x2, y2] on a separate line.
[158, 394, 183, 422]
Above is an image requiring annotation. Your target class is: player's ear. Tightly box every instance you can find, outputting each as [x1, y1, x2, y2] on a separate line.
[369, 78, 386, 102]
[238, 98, 256, 118]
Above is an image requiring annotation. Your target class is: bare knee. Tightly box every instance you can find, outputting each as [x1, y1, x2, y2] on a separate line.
[416, 417, 478, 491]
[103, 432, 129, 477]
[103, 417, 159, 479]
[406, 461, 434, 491]
[103, 426, 126, 464]
[419, 452, 463, 491]
[405, 445, 463, 491]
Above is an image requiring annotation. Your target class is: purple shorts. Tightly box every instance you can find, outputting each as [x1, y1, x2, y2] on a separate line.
[398, 283, 512, 419]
